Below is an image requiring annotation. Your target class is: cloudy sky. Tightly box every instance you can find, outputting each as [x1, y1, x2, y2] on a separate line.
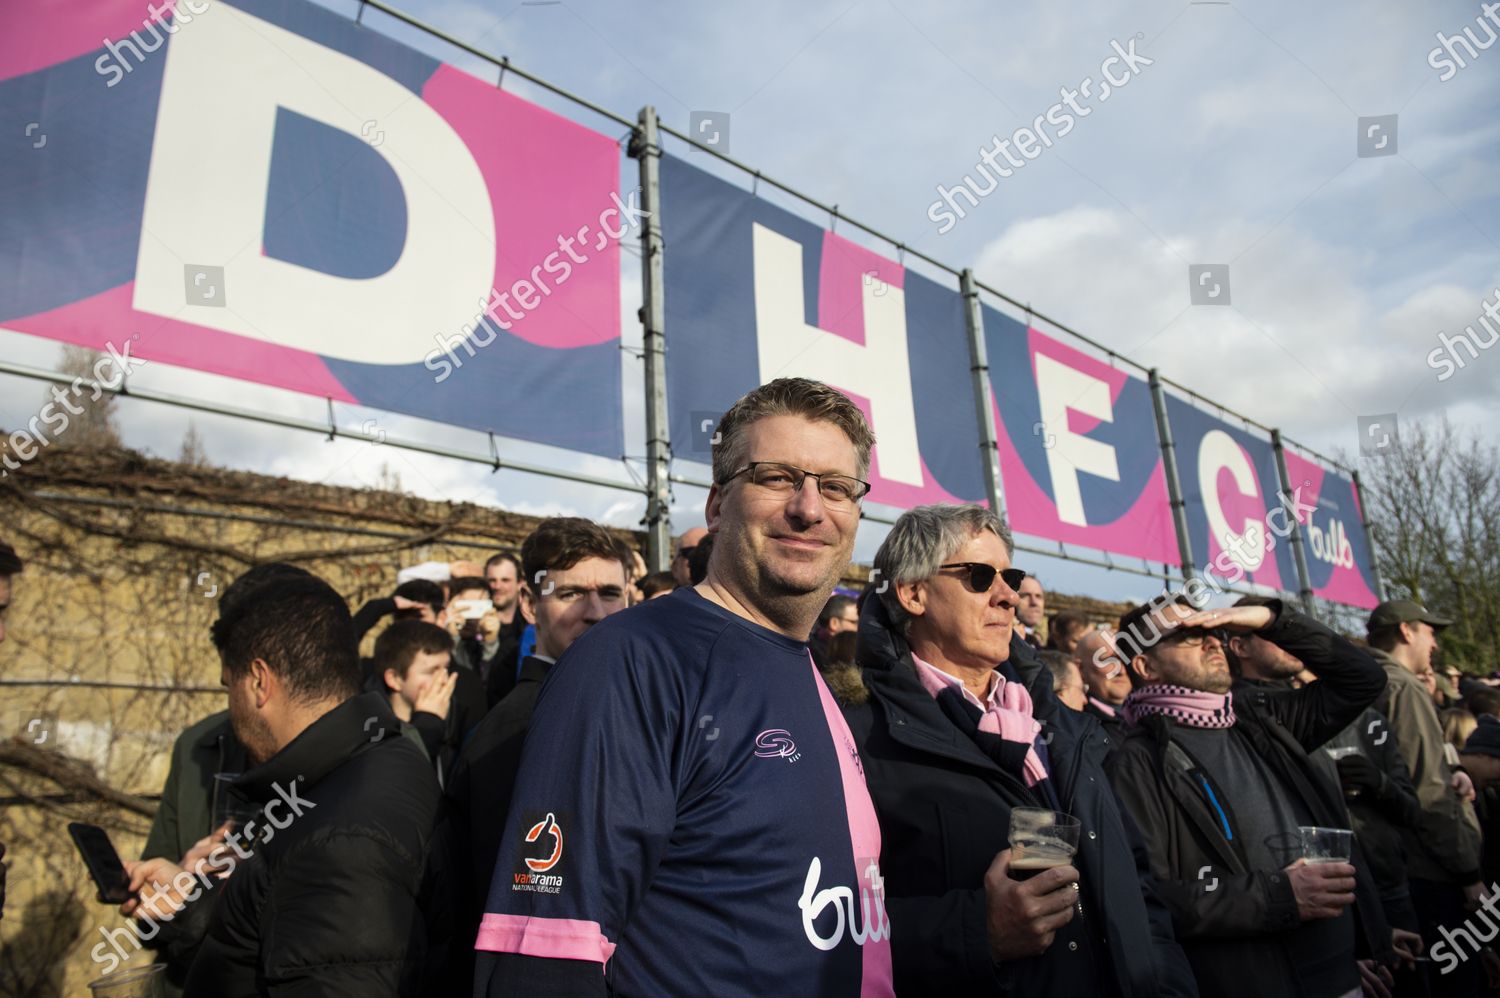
[3, 0, 1497, 604]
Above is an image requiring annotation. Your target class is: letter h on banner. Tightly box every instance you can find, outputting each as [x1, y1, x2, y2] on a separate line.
[750, 224, 925, 491]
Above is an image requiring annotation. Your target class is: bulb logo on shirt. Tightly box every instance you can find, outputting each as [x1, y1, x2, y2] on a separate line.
[754, 728, 801, 763]
[799, 856, 890, 951]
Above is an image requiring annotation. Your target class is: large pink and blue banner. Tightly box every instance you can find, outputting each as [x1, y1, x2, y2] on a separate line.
[1284, 450, 1380, 609]
[1167, 397, 1379, 607]
[1, 0, 624, 456]
[661, 154, 1176, 567]
[660, 154, 987, 509]
[981, 307, 1180, 566]
[1166, 397, 1298, 591]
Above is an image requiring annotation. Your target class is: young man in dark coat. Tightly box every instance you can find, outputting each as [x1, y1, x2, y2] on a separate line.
[432, 516, 631, 993]
[120, 567, 440, 997]
[1075, 626, 1130, 742]
[842, 503, 1197, 997]
[1106, 593, 1401, 998]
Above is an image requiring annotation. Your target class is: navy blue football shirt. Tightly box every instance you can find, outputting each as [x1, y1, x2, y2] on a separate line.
[474, 587, 893, 997]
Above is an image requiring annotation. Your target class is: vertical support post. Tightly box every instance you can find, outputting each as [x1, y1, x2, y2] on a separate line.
[1271, 429, 1316, 614]
[959, 270, 1006, 520]
[1351, 469, 1386, 601]
[630, 106, 672, 572]
[1148, 370, 1195, 584]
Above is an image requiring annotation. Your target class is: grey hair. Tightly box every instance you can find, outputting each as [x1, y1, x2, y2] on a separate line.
[872, 503, 1014, 636]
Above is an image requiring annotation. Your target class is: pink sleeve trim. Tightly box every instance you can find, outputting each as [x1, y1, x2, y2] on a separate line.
[475, 913, 617, 967]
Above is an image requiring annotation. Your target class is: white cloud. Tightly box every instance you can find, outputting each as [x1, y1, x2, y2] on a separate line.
[973, 203, 1499, 458]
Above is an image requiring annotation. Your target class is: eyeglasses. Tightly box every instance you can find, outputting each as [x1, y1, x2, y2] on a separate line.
[540, 585, 626, 605]
[1159, 626, 1227, 648]
[937, 563, 1027, 595]
[721, 462, 871, 505]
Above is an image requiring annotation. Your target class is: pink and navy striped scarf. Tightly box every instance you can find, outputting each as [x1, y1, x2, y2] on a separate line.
[911, 655, 1049, 786]
[1121, 684, 1236, 730]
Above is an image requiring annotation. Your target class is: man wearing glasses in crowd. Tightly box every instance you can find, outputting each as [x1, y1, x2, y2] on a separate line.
[434, 516, 632, 992]
[472, 378, 893, 997]
[841, 503, 1196, 996]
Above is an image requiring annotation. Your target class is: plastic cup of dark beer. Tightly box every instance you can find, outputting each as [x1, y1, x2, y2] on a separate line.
[1009, 808, 1082, 881]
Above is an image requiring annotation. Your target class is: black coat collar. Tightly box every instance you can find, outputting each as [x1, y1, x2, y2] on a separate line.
[516, 655, 554, 686]
[235, 692, 399, 803]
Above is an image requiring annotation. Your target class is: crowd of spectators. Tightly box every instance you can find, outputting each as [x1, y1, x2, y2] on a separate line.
[5, 377, 1500, 997]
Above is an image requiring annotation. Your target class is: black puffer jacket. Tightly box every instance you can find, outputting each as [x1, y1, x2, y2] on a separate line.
[1106, 603, 1392, 998]
[183, 692, 440, 997]
[842, 595, 1197, 997]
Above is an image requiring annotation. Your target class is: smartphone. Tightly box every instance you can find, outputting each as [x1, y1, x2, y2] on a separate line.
[453, 598, 490, 620]
[68, 822, 131, 904]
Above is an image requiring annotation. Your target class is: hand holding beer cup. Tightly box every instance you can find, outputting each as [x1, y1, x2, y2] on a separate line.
[984, 808, 1083, 960]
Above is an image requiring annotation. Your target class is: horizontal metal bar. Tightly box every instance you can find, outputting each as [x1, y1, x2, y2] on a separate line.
[23, 491, 518, 551]
[1, 793, 162, 808]
[358, 0, 636, 131]
[1155, 376, 1350, 473]
[0, 677, 223, 693]
[0, 360, 647, 495]
[654, 123, 963, 281]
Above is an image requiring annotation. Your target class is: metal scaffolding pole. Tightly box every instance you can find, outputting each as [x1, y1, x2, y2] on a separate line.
[1148, 370, 1195, 582]
[1272, 429, 1316, 614]
[960, 269, 1005, 519]
[1351, 469, 1386, 600]
[630, 106, 673, 572]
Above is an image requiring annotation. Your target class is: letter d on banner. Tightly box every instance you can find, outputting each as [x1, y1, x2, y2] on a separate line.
[132, 2, 494, 363]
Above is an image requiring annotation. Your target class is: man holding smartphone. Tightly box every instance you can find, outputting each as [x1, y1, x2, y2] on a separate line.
[120, 565, 439, 996]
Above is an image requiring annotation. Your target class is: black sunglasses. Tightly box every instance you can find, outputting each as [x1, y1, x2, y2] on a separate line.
[937, 563, 1026, 595]
[1159, 626, 1228, 648]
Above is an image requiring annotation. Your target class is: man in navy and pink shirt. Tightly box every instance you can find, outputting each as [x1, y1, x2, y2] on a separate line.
[473, 378, 892, 997]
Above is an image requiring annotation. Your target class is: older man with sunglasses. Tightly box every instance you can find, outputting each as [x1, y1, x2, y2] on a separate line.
[841, 503, 1196, 997]
[1105, 594, 1397, 998]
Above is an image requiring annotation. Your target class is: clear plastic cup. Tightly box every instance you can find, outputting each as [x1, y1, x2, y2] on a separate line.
[87, 963, 168, 996]
[1008, 808, 1082, 880]
[1298, 825, 1353, 864]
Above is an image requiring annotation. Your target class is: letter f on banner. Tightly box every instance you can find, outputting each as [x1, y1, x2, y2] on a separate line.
[1033, 353, 1119, 525]
[750, 224, 923, 487]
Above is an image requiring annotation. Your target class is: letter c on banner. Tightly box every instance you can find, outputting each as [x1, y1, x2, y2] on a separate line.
[1199, 430, 1265, 573]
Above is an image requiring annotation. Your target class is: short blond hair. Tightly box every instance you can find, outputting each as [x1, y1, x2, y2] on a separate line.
[711, 378, 875, 485]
